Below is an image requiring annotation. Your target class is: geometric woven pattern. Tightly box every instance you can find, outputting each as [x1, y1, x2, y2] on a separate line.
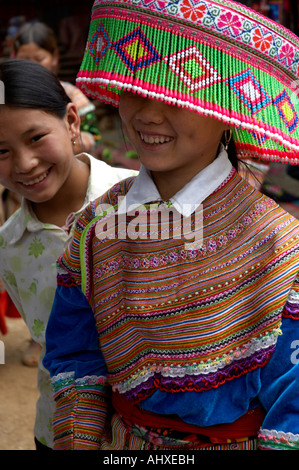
[226, 69, 272, 115]
[273, 90, 299, 134]
[88, 24, 111, 63]
[164, 46, 221, 92]
[112, 27, 161, 73]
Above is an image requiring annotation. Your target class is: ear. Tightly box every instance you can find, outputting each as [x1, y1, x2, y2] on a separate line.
[65, 102, 81, 139]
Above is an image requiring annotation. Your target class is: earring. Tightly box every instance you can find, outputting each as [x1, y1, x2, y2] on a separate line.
[72, 137, 76, 146]
[224, 129, 232, 151]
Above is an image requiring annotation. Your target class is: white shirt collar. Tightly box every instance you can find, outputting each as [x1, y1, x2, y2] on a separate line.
[118, 145, 232, 217]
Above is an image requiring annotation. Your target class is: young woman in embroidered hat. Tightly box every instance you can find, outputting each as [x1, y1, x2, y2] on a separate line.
[0, 59, 136, 450]
[44, 0, 299, 450]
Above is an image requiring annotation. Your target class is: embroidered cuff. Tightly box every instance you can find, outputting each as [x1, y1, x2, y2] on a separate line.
[258, 428, 299, 450]
[51, 372, 109, 450]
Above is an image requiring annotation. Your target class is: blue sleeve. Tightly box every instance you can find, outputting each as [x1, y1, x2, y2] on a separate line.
[43, 281, 109, 449]
[43, 282, 107, 379]
[258, 315, 299, 449]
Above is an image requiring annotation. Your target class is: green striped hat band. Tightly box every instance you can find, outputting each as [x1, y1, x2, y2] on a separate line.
[77, 0, 299, 164]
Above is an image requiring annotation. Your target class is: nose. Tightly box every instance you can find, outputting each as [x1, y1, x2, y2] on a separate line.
[135, 97, 165, 125]
[13, 148, 39, 174]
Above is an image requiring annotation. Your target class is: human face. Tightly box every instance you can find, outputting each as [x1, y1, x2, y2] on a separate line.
[15, 43, 58, 72]
[0, 104, 79, 204]
[119, 92, 228, 197]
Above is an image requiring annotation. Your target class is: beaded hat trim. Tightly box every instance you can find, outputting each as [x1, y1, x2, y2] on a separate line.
[77, 0, 299, 163]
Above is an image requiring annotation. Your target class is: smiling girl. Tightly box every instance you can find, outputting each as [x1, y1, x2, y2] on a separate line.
[0, 104, 89, 222]
[119, 92, 230, 200]
[44, 0, 299, 451]
[0, 59, 136, 450]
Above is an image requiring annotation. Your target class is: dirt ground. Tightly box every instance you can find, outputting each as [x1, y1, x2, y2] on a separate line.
[0, 317, 39, 450]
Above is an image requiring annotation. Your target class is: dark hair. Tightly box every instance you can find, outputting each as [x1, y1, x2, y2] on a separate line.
[219, 132, 238, 171]
[0, 59, 71, 118]
[225, 135, 238, 171]
[13, 21, 58, 55]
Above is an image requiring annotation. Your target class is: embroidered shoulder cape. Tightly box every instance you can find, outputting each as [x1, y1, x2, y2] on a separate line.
[57, 168, 299, 402]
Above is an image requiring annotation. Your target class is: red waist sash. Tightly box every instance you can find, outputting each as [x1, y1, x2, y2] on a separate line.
[112, 391, 264, 442]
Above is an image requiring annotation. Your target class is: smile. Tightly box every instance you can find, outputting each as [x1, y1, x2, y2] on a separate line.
[19, 168, 51, 187]
[139, 132, 173, 145]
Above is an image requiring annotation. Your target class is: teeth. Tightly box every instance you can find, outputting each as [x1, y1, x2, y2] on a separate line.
[140, 132, 171, 144]
[21, 170, 49, 186]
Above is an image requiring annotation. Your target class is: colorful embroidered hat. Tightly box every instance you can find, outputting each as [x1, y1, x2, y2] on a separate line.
[77, 0, 299, 164]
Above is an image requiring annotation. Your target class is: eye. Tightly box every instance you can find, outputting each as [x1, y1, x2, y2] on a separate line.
[31, 134, 46, 143]
[0, 150, 9, 161]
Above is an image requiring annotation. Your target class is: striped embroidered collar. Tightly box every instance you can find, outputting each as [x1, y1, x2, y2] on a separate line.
[118, 145, 232, 217]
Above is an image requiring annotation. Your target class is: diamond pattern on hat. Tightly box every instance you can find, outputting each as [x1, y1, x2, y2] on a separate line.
[112, 28, 162, 73]
[273, 89, 299, 134]
[164, 46, 221, 92]
[89, 24, 112, 63]
[226, 68, 271, 114]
